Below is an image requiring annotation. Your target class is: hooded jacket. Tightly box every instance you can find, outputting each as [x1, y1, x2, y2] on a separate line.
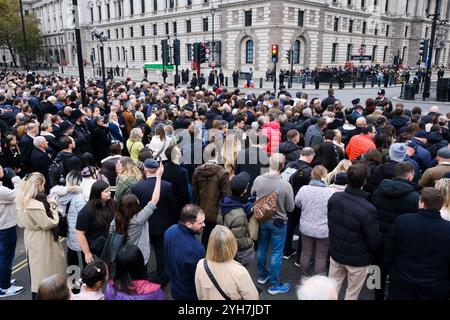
[371, 178, 420, 241]
[54, 151, 82, 174]
[217, 196, 253, 251]
[192, 162, 231, 223]
[278, 141, 302, 162]
[50, 185, 87, 251]
[261, 121, 281, 155]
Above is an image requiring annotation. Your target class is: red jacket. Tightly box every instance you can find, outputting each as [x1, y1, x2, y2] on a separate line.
[261, 121, 281, 155]
[346, 134, 376, 161]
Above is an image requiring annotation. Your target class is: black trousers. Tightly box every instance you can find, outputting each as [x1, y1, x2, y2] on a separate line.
[67, 248, 86, 269]
[150, 234, 168, 284]
[283, 209, 301, 257]
[201, 221, 216, 250]
[389, 282, 450, 300]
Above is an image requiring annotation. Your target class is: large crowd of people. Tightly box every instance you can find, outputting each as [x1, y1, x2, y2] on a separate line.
[0, 70, 449, 300]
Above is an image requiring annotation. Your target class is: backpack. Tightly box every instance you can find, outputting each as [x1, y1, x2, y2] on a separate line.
[288, 164, 312, 195]
[48, 159, 66, 187]
[252, 180, 282, 223]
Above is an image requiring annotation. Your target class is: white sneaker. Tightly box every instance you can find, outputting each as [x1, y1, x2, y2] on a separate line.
[10, 279, 16, 286]
[293, 235, 299, 242]
[0, 285, 25, 298]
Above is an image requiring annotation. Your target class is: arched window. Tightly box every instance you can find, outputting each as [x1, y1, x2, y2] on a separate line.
[246, 40, 254, 64]
[293, 40, 300, 64]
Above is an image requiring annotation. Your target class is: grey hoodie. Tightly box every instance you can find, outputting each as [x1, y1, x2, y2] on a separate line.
[50, 185, 86, 251]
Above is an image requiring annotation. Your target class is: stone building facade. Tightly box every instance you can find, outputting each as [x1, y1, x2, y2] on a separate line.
[25, 0, 450, 79]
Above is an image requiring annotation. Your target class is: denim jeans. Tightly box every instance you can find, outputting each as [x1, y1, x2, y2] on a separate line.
[257, 221, 287, 286]
[0, 226, 17, 290]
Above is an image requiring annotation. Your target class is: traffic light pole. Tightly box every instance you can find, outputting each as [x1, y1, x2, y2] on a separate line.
[289, 49, 294, 89]
[99, 44, 108, 111]
[273, 62, 277, 94]
[423, 0, 440, 101]
[72, 0, 87, 107]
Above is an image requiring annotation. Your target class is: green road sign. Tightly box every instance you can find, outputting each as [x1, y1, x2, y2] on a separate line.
[144, 64, 174, 70]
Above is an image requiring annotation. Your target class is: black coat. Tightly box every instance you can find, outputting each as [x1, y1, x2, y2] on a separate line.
[321, 96, 337, 109]
[20, 134, 35, 175]
[365, 160, 399, 195]
[73, 123, 92, 156]
[383, 210, 450, 299]
[278, 141, 301, 163]
[30, 148, 52, 192]
[132, 177, 175, 235]
[328, 186, 381, 267]
[163, 162, 190, 224]
[235, 146, 270, 198]
[316, 141, 343, 172]
[91, 125, 111, 165]
[205, 109, 223, 130]
[371, 178, 420, 241]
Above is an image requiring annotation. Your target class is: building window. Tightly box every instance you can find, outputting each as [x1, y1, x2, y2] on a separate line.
[153, 45, 158, 61]
[141, 25, 145, 36]
[402, 46, 407, 61]
[334, 17, 339, 32]
[107, 30, 111, 39]
[362, 21, 367, 34]
[130, 0, 134, 15]
[98, 6, 102, 21]
[131, 46, 135, 61]
[122, 47, 126, 61]
[108, 47, 112, 61]
[245, 10, 252, 27]
[372, 45, 377, 61]
[118, 1, 122, 17]
[406, 0, 409, 13]
[386, 24, 390, 36]
[187, 0, 192, 6]
[346, 43, 353, 61]
[115, 29, 119, 38]
[293, 40, 300, 64]
[361, 0, 365, 8]
[349, 19, 353, 33]
[130, 27, 134, 37]
[385, 0, 389, 12]
[169, 0, 175, 9]
[332, 43, 338, 62]
[165, 22, 169, 34]
[404, 26, 409, 37]
[186, 20, 192, 33]
[116, 47, 120, 60]
[153, 24, 157, 35]
[173, 22, 177, 35]
[245, 40, 254, 64]
[121, 28, 124, 38]
[374, 0, 378, 6]
[153, 0, 157, 11]
[141, 0, 145, 13]
[374, 27, 378, 35]
[142, 46, 146, 61]
[347, 0, 352, 5]
[187, 44, 192, 61]
[106, 4, 110, 19]
[203, 18, 209, 32]
[383, 46, 388, 62]
[298, 10, 304, 27]
[90, 7, 94, 22]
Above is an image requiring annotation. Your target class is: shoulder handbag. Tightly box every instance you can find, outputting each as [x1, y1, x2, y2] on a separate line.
[57, 200, 71, 238]
[252, 179, 283, 223]
[203, 259, 231, 300]
[101, 230, 126, 266]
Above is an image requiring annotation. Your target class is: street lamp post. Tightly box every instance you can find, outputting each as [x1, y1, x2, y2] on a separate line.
[125, 49, 128, 68]
[92, 28, 108, 112]
[423, 0, 441, 100]
[210, 8, 216, 72]
[19, 0, 29, 70]
[72, 0, 87, 107]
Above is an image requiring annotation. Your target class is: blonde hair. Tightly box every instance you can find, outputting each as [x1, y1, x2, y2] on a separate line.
[129, 128, 143, 143]
[311, 165, 328, 182]
[108, 112, 118, 122]
[435, 178, 450, 210]
[333, 129, 343, 145]
[206, 225, 238, 263]
[118, 157, 143, 181]
[16, 172, 45, 211]
[326, 159, 352, 185]
[269, 153, 285, 172]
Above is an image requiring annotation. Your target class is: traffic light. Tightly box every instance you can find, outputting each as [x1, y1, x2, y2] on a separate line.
[193, 42, 200, 64]
[419, 39, 429, 63]
[173, 39, 180, 65]
[272, 44, 279, 63]
[286, 49, 292, 64]
[161, 39, 170, 65]
[199, 42, 207, 64]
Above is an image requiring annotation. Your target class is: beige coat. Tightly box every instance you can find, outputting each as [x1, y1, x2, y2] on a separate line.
[16, 198, 66, 293]
[195, 259, 259, 300]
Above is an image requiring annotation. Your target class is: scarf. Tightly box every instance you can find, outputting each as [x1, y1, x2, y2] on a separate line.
[34, 192, 59, 241]
[309, 179, 328, 188]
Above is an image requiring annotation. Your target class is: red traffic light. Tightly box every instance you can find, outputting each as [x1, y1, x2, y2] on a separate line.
[271, 44, 279, 63]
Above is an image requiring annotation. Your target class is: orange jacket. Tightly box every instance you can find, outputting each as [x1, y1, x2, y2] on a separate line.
[346, 134, 376, 161]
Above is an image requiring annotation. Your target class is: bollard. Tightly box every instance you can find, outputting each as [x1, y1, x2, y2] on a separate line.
[260, 77, 263, 89]
[353, 78, 356, 88]
[302, 78, 306, 89]
[329, 80, 333, 89]
[225, 76, 228, 87]
[371, 78, 375, 87]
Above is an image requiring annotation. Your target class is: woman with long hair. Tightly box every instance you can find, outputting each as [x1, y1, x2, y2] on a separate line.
[326, 159, 352, 185]
[435, 178, 450, 221]
[2, 135, 21, 175]
[195, 225, 258, 300]
[50, 170, 87, 268]
[221, 133, 241, 178]
[75, 180, 116, 264]
[114, 157, 142, 202]
[126, 128, 145, 164]
[111, 162, 162, 264]
[104, 244, 164, 300]
[147, 124, 171, 161]
[15, 172, 66, 299]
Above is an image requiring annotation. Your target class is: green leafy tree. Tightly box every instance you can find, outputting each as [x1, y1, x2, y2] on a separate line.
[0, 0, 44, 67]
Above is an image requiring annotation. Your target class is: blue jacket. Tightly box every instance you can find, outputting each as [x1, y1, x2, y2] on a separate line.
[411, 138, 432, 172]
[164, 224, 205, 300]
[108, 122, 124, 142]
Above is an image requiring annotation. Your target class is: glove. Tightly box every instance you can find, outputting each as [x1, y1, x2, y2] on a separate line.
[3, 167, 16, 180]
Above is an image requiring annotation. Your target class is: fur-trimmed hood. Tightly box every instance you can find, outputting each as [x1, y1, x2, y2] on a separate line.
[50, 185, 82, 196]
